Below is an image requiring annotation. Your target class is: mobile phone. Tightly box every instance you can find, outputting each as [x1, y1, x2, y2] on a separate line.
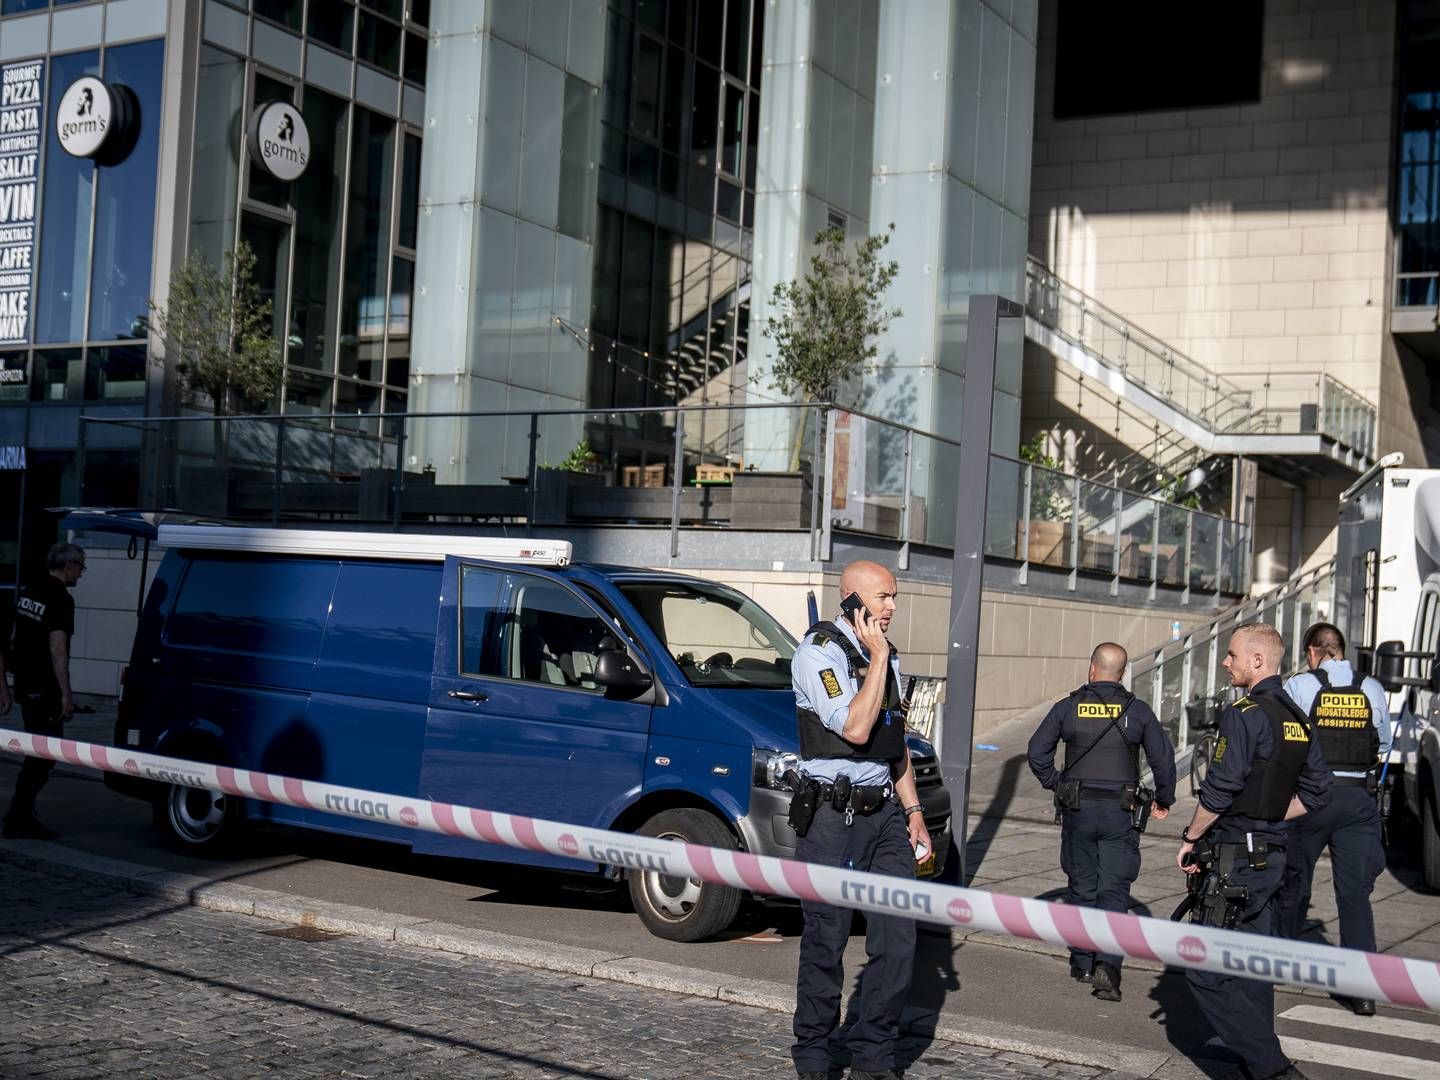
[839, 591, 867, 625]
[913, 841, 930, 862]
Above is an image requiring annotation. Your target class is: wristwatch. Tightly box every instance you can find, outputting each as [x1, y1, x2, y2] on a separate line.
[1180, 827, 1200, 844]
[903, 804, 923, 818]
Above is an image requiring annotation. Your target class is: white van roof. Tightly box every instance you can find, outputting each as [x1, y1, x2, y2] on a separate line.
[154, 525, 572, 566]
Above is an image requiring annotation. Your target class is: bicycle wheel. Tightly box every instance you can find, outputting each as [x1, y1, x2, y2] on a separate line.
[1190, 732, 1217, 797]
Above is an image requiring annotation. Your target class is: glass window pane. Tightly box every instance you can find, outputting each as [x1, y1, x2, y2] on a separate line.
[387, 255, 411, 338]
[338, 108, 395, 382]
[358, 12, 402, 74]
[720, 82, 742, 176]
[459, 564, 502, 676]
[636, 0, 664, 32]
[398, 132, 420, 249]
[248, 75, 294, 209]
[90, 38, 165, 342]
[662, 46, 687, 153]
[284, 368, 333, 415]
[30, 347, 82, 401]
[289, 89, 349, 372]
[403, 30, 427, 86]
[307, 0, 356, 52]
[633, 35, 662, 139]
[360, 0, 402, 18]
[335, 377, 380, 433]
[559, 75, 598, 242]
[408, 0, 429, 27]
[0, 352, 25, 402]
[603, 11, 631, 129]
[723, 0, 749, 79]
[695, 0, 722, 65]
[254, 0, 302, 30]
[666, 0, 690, 45]
[36, 50, 100, 345]
[240, 211, 291, 356]
[2, 0, 47, 14]
[85, 343, 146, 400]
[189, 47, 245, 268]
[503, 576, 611, 691]
[691, 61, 718, 170]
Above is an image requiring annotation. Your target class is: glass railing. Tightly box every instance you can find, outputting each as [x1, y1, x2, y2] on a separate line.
[77, 402, 1250, 595]
[1027, 258, 1378, 457]
[1131, 561, 1337, 749]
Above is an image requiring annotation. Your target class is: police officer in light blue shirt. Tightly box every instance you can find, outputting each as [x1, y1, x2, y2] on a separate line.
[1276, 622, 1392, 1017]
[789, 560, 928, 1080]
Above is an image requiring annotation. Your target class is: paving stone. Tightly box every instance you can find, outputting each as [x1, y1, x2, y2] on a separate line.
[0, 862, 1124, 1079]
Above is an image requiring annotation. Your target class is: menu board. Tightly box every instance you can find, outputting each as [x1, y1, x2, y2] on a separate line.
[0, 59, 42, 344]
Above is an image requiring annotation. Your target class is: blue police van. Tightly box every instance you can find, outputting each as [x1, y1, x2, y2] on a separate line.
[97, 524, 950, 941]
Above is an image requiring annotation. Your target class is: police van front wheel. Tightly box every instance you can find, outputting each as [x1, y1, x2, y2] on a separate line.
[154, 783, 245, 855]
[628, 809, 742, 942]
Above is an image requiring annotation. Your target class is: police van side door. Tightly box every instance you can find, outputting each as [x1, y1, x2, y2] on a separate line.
[415, 557, 654, 866]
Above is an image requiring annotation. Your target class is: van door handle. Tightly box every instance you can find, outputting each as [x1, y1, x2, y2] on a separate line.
[447, 689, 488, 702]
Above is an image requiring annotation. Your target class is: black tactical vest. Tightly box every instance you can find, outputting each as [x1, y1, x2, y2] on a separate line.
[1306, 668, 1380, 772]
[1228, 689, 1313, 821]
[1061, 686, 1140, 785]
[796, 621, 907, 764]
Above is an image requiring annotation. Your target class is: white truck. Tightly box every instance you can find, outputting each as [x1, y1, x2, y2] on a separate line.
[1334, 454, 1440, 890]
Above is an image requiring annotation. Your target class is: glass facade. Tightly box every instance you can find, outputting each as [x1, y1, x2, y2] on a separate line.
[1397, 1, 1440, 307]
[586, 0, 763, 463]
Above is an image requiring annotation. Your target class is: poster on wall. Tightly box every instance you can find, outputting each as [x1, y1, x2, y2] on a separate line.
[0, 58, 42, 344]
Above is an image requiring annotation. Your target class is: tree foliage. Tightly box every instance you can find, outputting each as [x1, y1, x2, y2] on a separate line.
[148, 242, 281, 415]
[764, 225, 901, 405]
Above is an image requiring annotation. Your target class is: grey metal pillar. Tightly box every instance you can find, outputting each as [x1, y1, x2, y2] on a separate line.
[940, 294, 1023, 884]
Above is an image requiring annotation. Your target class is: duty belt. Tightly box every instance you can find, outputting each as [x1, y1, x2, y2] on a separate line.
[1333, 774, 1370, 788]
[815, 781, 896, 808]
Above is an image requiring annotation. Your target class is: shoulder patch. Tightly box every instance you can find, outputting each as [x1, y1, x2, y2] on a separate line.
[810, 632, 832, 648]
[819, 668, 843, 699]
[1212, 735, 1226, 762]
[1235, 697, 1258, 711]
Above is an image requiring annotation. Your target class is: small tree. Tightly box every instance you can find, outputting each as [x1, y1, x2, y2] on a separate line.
[763, 224, 901, 470]
[148, 242, 281, 462]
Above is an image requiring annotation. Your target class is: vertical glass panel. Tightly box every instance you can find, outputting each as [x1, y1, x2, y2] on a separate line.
[633, 35, 662, 139]
[983, 455, 1022, 558]
[1028, 463, 1075, 568]
[666, 0, 690, 45]
[694, 0, 722, 65]
[335, 377, 380, 433]
[85, 343, 146, 400]
[1120, 493, 1156, 582]
[36, 50, 99, 345]
[358, 12, 403, 73]
[386, 255, 411, 395]
[403, 30, 427, 86]
[289, 89, 349, 372]
[745, 90, 758, 189]
[361, 0, 402, 17]
[720, 82, 743, 176]
[409, 0, 430, 26]
[604, 11, 632, 128]
[2, 0, 47, 13]
[30, 347, 82, 401]
[90, 38, 165, 342]
[240, 211, 292, 356]
[255, 0, 303, 29]
[338, 108, 395, 382]
[559, 75, 598, 242]
[749, 0, 763, 86]
[723, 0, 749, 79]
[661, 45, 687, 153]
[189, 47, 245, 268]
[691, 61, 718, 170]
[397, 132, 420, 249]
[308, 0, 357, 52]
[284, 367, 333, 415]
[248, 75, 295, 209]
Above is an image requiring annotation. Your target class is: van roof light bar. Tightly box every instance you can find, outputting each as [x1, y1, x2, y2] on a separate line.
[154, 526, 572, 566]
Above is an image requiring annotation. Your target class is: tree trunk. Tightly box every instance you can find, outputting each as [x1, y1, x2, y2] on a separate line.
[788, 394, 813, 474]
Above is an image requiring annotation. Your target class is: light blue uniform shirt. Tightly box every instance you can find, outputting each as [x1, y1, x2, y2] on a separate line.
[792, 616, 903, 786]
[1283, 659, 1393, 777]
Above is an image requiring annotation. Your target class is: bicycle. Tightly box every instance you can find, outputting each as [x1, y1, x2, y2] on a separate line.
[1184, 692, 1226, 798]
[1189, 728, 1219, 797]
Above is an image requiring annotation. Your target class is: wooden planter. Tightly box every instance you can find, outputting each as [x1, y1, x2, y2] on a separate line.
[730, 471, 812, 529]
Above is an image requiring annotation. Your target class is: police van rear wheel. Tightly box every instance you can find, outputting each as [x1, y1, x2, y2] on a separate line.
[628, 809, 742, 942]
[154, 782, 245, 854]
[1422, 779, 1440, 892]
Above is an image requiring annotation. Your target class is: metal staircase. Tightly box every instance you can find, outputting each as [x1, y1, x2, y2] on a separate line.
[1129, 560, 1338, 751]
[1025, 258, 1378, 477]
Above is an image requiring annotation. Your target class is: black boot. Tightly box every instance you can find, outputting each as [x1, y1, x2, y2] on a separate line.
[2, 814, 57, 840]
[1091, 960, 1121, 1002]
[1069, 959, 1092, 983]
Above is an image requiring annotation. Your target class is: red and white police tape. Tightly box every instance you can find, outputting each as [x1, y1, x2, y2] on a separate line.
[4, 728, 1439, 1012]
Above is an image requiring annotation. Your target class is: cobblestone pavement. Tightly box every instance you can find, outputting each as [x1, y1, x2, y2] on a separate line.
[0, 864, 1118, 1080]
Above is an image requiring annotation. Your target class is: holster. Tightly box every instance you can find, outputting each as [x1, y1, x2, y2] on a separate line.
[787, 779, 821, 838]
[1055, 778, 1081, 812]
[1130, 787, 1154, 833]
[1182, 845, 1250, 929]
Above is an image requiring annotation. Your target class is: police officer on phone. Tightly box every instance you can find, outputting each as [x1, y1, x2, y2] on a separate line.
[788, 560, 929, 1080]
[1176, 623, 1331, 1080]
[1274, 622, 1390, 1017]
[1027, 642, 1175, 1002]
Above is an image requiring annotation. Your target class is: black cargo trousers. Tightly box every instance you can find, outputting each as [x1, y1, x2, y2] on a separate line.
[1060, 795, 1141, 974]
[6, 693, 62, 823]
[791, 799, 916, 1076]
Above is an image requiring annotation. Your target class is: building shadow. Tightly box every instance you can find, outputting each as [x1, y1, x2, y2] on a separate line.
[1146, 966, 1245, 1078]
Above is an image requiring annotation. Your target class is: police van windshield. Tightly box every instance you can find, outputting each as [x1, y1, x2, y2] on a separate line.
[618, 580, 796, 689]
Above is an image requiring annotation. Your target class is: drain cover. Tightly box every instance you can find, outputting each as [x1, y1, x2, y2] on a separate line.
[261, 925, 346, 942]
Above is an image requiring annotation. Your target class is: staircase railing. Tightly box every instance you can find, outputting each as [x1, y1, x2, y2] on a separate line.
[1130, 560, 1338, 751]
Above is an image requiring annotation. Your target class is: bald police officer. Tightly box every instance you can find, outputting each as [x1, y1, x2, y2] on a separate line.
[1275, 622, 1391, 1017]
[789, 560, 929, 1080]
[1028, 642, 1176, 1002]
[1177, 623, 1331, 1080]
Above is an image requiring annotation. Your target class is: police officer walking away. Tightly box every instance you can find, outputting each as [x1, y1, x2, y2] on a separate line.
[1176, 623, 1331, 1080]
[789, 559, 930, 1080]
[1, 542, 85, 839]
[1275, 622, 1390, 1016]
[1027, 642, 1176, 1002]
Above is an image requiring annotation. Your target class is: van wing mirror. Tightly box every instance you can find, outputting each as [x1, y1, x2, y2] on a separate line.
[1374, 640, 1408, 692]
[593, 648, 653, 695]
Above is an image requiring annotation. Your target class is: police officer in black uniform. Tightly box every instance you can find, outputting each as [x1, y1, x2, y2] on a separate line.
[1027, 641, 1176, 1002]
[1275, 622, 1391, 1016]
[1177, 623, 1331, 1080]
[2, 542, 85, 839]
[789, 560, 930, 1080]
